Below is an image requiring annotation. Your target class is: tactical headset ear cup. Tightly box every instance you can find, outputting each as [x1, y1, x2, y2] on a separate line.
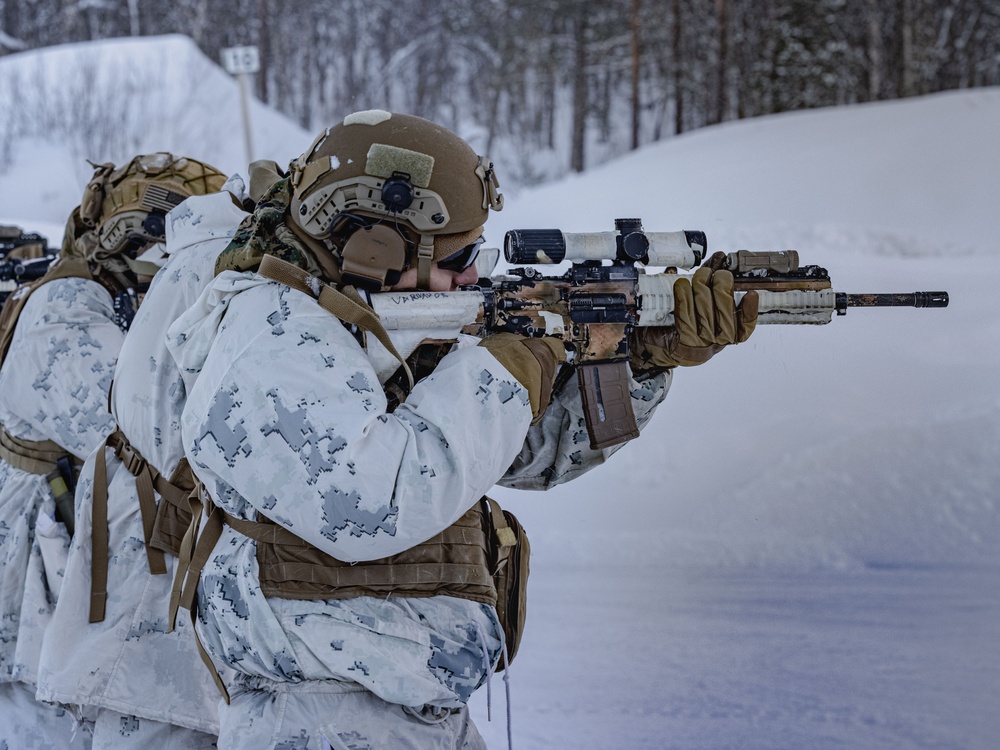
[340, 224, 409, 291]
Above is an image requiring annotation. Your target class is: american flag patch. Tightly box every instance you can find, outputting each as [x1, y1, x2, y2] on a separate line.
[142, 183, 187, 212]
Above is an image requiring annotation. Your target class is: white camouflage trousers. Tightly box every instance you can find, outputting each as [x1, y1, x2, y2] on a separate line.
[0, 681, 91, 750]
[91, 709, 217, 749]
[219, 677, 487, 750]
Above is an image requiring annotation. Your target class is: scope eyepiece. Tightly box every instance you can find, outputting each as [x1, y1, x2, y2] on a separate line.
[504, 229, 566, 264]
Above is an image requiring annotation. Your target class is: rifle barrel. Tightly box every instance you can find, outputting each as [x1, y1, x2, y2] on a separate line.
[837, 291, 949, 310]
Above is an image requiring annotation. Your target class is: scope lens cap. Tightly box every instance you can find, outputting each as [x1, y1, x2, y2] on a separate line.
[621, 232, 649, 260]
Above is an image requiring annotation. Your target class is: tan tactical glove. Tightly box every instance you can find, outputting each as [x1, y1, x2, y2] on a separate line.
[630, 253, 759, 371]
[479, 333, 567, 421]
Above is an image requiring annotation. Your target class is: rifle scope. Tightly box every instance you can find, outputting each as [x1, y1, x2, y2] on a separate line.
[505, 218, 705, 269]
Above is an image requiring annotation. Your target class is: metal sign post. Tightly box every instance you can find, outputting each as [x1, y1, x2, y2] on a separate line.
[220, 45, 260, 168]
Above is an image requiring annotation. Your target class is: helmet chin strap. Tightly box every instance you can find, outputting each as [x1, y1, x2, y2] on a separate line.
[416, 235, 435, 290]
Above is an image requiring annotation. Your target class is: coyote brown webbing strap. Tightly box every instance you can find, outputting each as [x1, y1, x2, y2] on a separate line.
[89, 428, 195, 623]
[481, 497, 530, 671]
[90, 433, 112, 622]
[484, 496, 517, 549]
[165, 486, 231, 703]
[171, 499, 496, 609]
[0, 424, 71, 476]
[257, 254, 414, 389]
[251, 510, 494, 601]
[168, 484, 207, 631]
[0, 424, 83, 536]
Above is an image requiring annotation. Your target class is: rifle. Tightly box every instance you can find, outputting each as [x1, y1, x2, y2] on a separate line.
[0, 254, 58, 302]
[0, 225, 50, 261]
[367, 218, 948, 450]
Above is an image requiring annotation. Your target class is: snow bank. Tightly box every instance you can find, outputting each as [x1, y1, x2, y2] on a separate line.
[0, 34, 311, 228]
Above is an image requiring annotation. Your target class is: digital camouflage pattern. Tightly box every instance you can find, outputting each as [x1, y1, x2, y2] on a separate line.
[90, 708, 215, 749]
[14, 180, 668, 748]
[36, 183, 249, 741]
[503, 369, 669, 491]
[218, 678, 486, 750]
[213, 177, 327, 279]
[170, 272, 516, 709]
[160, 188, 669, 750]
[0, 681, 91, 750]
[0, 276, 124, 744]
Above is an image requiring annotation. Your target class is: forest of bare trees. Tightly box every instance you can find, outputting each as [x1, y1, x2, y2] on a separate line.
[2, 0, 998, 183]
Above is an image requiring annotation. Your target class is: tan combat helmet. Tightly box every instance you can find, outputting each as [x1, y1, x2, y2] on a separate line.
[77, 152, 228, 273]
[288, 110, 503, 291]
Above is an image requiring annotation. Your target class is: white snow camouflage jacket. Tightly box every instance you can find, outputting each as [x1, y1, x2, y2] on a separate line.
[35, 185, 248, 733]
[0, 275, 123, 688]
[165, 200, 672, 708]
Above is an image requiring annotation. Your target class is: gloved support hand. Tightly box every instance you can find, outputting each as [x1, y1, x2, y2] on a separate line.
[479, 333, 567, 422]
[630, 254, 759, 371]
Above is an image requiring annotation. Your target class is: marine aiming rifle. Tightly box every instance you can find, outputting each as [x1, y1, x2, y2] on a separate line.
[364, 218, 949, 450]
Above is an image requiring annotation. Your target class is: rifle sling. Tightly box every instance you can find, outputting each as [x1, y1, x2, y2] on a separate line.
[257, 254, 413, 389]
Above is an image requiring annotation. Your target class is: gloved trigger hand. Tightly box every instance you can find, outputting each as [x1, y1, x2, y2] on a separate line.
[478, 333, 566, 422]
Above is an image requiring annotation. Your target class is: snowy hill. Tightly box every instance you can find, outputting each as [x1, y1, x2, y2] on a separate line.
[0, 34, 311, 232]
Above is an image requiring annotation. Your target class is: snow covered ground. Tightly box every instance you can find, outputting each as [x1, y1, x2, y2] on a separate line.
[470, 566, 1000, 750]
[1, 37, 998, 750]
[466, 87, 1000, 749]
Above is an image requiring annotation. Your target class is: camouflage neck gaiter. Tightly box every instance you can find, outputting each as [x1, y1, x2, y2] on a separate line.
[60, 207, 99, 262]
[214, 177, 332, 280]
